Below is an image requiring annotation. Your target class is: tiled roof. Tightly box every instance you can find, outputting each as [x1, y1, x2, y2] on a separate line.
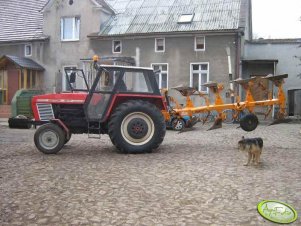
[97, 0, 243, 37]
[0, 0, 48, 42]
[0, 55, 44, 70]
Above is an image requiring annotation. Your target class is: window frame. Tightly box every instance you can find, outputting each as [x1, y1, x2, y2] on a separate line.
[155, 38, 165, 53]
[112, 40, 122, 54]
[60, 17, 80, 41]
[0, 70, 8, 104]
[178, 14, 194, 24]
[63, 65, 77, 91]
[194, 36, 205, 51]
[24, 44, 32, 57]
[190, 62, 209, 92]
[151, 63, 168, 89]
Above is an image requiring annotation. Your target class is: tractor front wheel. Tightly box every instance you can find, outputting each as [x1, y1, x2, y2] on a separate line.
[34, 123, 65, 154]
[108, 100, 166, 153]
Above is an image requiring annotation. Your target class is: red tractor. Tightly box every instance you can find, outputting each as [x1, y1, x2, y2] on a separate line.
[31, 57, 166, 154]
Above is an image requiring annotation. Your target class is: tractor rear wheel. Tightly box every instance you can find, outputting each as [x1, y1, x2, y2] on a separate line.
[34, 123, 65, 154]
[108, 100, 166, 153]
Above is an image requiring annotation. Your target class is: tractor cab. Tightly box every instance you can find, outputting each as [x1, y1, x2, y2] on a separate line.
[84, 64, 161, 122]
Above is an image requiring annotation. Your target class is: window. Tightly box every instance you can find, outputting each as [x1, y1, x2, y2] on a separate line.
[95, 70, 116, 92]
[26, 70, 38, 88]
[63, 66, 77, 91]
[151, 64, 168, 89]
[155, 38, 165, 52]
[190, 63, 209, 92]
[25, 44, 32, 56]
[0, 70, 8, 104]
[178, 14, 194, 23]
[112, 40, 122, 53]
[61, 17, 80, 41]
[123, 71, 153, 93]
[195, 36, 205, 51]
[19, 69, 38, 89]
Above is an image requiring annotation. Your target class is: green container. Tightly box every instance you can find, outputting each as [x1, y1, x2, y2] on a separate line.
[11, 89, 44, 118]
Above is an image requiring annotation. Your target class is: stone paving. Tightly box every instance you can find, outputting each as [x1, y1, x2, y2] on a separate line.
[0, 121, 301, 225]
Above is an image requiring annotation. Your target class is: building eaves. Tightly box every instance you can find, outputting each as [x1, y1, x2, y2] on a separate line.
[242, 59, 279, 64]
[247, 39, 301, 44]
[0, 55, 44, 71]
[88, 29, 239, 39]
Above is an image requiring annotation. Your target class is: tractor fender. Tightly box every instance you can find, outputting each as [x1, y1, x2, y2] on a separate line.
[49, 119, 71, 140]
[104, 94, 166, 121]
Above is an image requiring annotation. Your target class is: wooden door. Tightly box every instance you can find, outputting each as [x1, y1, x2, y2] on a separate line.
[7, 69, 19, 104]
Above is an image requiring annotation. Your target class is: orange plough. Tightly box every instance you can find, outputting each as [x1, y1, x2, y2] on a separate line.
[162, 74, 289, 132]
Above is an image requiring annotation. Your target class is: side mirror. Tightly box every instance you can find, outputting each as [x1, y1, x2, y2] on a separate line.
[69, 72, 76, 83]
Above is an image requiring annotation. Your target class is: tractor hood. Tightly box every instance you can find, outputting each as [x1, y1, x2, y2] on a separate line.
[32, 92, 87, 105]
[31, 92, 87, 121]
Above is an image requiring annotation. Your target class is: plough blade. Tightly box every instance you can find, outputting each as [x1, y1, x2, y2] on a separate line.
[208, 118, 223, 130]
[178, 127, 196, 133]
[269, 118, 292, 126]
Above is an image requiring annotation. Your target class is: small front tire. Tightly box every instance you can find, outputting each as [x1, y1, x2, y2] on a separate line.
[171, 118, 185, 131]
[34, 123, 65, 154]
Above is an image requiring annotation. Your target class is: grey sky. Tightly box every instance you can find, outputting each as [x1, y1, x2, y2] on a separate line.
[252, 0, 301, 39]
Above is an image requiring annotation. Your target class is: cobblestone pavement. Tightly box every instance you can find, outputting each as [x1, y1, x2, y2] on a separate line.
[0, 122, 301, 226]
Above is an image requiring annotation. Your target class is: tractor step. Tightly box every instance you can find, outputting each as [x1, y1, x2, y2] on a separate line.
[87, 121, 101, 139]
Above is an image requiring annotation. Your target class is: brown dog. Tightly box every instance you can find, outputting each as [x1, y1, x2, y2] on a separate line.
[238, 136, 263, 166]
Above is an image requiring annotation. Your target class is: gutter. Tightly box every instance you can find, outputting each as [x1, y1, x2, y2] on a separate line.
[88, 29, 241, 40]
[0, 37, 50, 46]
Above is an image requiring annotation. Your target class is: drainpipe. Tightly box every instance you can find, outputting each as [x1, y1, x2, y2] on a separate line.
[272, 61, 276, 118]
[226, 47, 234, 103]
[236, 31, 242, 96]
[135, 47, 140, 67]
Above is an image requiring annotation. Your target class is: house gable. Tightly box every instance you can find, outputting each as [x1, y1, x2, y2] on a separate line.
[42, 0, 115, 14]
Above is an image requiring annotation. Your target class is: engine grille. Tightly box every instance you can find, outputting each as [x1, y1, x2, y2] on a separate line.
[36, 103, 54, 121]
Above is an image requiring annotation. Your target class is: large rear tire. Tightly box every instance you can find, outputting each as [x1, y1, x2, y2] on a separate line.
[108, 100, 166, 153]
[34, 123, 65, 154]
